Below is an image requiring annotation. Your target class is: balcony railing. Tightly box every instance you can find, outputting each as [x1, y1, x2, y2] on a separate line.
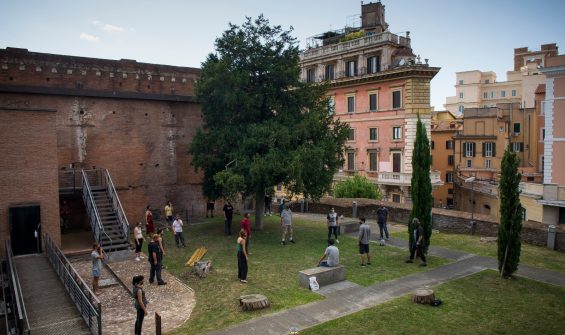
[334, 170, 442, 186]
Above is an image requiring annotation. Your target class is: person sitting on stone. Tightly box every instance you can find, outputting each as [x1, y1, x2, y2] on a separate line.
[317, 239, 339, 267]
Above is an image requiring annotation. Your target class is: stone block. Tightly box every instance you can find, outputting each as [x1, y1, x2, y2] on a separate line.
[298, 265, 345, 289]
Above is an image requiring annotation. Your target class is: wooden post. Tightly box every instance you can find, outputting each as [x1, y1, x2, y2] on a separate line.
[155, 312, 162, 335]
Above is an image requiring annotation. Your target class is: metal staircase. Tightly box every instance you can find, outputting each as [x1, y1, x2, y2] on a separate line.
[82, 169, 130, 253]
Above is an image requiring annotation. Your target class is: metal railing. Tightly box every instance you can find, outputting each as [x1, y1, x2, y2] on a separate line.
[4, 240, 30, 335]
[44, 234, 102, 335]
[82, 169, 113, 251]
[104, 168, 130, 244]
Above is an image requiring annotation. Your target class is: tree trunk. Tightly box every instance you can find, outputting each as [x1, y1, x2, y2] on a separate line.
[254, 190, 265, 230]
[412, 288, 435, 304]
[239, 294, 270, 311]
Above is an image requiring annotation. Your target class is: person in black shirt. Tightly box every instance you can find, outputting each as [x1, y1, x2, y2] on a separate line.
[223, 201, 234, 235]
[148, 234, 166, 285]
[406, 218, 427, 266]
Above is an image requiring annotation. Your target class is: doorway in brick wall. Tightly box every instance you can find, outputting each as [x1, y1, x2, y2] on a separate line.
[9, 205, 41, 255]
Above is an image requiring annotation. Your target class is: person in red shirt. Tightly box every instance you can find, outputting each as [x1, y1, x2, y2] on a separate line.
[240, 213, 251, 253]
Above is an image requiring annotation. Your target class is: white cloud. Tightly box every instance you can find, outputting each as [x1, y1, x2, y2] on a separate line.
[80, 32, 100, 42]
[91, 20, 101, 26]
[102, 23, 125, 33]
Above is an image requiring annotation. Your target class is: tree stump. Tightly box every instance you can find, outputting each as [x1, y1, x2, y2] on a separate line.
[239, 294, 270, 311]
[412, 288, 435, 305]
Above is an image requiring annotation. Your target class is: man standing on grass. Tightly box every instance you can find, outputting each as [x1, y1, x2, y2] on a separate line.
[358, 218, 371, 266]
[327, 207, 339, 243]
[223, 200, 234, 235]
[281, 204, 294, 245]
[376, 205, 390, 240]
[172, 214, 186, 248]
[406, 218, 427, 267]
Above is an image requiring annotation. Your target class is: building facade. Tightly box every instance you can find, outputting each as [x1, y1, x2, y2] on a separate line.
[299, 2, 441, 204]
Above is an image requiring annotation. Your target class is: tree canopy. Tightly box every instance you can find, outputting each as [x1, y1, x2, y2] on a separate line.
[334, 175, 382, 199]
[190, 15, 350, 229]
[408, 115, 432, 253]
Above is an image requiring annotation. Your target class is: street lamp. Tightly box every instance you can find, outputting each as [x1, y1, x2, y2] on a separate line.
[464, 176, 476, 235]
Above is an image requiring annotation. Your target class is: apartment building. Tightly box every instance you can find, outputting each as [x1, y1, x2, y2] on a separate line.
[299, 2, 441, 204]
[431, 111, 462, 208]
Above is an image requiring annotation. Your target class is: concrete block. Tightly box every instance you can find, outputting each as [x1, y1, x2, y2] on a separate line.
[298, 265, 345, 289]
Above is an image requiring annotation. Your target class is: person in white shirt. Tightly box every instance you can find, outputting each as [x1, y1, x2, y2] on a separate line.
[134, 222, 146, 261]
[172, 214, 186, 248]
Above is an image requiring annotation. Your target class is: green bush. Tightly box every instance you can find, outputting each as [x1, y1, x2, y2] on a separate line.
[334, 175, 381, 199]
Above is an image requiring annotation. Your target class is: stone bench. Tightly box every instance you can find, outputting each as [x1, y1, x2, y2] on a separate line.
[298, 265, 345, 289]
[340, 220, 359, 234]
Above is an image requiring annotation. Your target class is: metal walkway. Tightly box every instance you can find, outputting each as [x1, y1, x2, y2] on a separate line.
[14, 254, 91, 335]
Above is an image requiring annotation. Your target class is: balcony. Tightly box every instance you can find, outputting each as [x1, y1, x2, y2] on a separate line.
[376, 171, 442, 186]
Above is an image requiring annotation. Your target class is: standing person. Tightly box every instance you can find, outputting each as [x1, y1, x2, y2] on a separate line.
[358, 218, 372, 266]
[376, 205, 390, 240]
[148, 234, 167, 285]
[172, 214, 186, 248]
[156, 229, 166, 257]
[223, 201, 234, 235]
[132, 275, 148, 335]
[134, 222, 146, 261]
[406, 218, 427, 267]
[327, 207, 339, 243]
[278, 199, 285, 216]
[240, 213, 251, 252]
[91, 242, 105, 294]
[145, 205, 155, 236]
[164, 201, 174, 230]
[280, 204, 294, 245]
[317, 239, 339, 267]
[206, 199, 215, 217]
[237, 229, 249, 283]
[264, 195, 272, 216]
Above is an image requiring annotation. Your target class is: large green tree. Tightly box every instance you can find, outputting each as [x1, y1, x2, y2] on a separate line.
[408, 115, 432, 253]
[498, 148, 523, 277]
[334, 175, 382, 200]
[190, 16, 349, 229]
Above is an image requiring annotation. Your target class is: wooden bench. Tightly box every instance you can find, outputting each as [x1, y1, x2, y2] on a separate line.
[298, 265, 345, 289]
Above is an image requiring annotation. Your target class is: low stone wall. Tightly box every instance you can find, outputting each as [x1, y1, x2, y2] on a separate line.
[291, 198, 565, 252]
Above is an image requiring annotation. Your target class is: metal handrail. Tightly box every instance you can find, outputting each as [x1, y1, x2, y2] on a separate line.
[44, 234, 102, 335]
[4, 240, 30, 335]
[104, 168, 130, 244]
[82, 169, 113, 251]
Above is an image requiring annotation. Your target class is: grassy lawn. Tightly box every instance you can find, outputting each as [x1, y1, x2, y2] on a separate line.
[391, 229, 565, 272]
[162, 215, 449, 335]
[302, 269, 565, 335]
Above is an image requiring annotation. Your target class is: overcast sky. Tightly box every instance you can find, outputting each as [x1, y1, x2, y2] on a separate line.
[1, 0, 564, 110]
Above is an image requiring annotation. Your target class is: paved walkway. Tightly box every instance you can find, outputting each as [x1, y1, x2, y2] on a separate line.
[207, 214, 565, 335]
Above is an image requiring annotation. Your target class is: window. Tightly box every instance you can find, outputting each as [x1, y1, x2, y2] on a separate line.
[485, 159, 492, 168]
[392, 126, 402, 140]
[369, 128, 378, 141]
[392, 90, 402, 109]
[325, 64, 334, 81]
[446, 172, 454, 183]
[367, 56, 380, 74]
[458, 105, 464, 113]
[513, 123, 521, 133]
[392, 194, 401, 203]
[347, 95, 355, 113]
[459, 79, 464, 85]
[463, 142, 476, 157]
[347, 128, 355, 141]
[447, 189, 454, 195]
[512, 142, 524, 152]
[346, 60, 357, 77]
[501, 90, 506, 97]
[306, 68, 315, 82]
[446, 140, 454, 149]
[483, 92, 488, 99]
[448, 155, 454, 165]
[431, 141, 435, 150]
[328, 96, 335, 115]
[368, 151, 378, 171]
[485, 79, 490, 84]
[369, 93, 378, 111]
[512, 89, 517, 97]
[347, 151, 355, 171]
[491, 91, 496, 98]
[466, 159, 472, 168]
[483, 142, 496, 157]
[459, 92, 464, 99]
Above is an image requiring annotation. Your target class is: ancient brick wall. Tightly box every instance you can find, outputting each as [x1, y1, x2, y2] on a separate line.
[0, 108, 60, 256]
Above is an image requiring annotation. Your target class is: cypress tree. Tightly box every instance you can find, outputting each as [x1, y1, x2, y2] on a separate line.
[498, 148, 522, 277]
[408, 115, 432, 253]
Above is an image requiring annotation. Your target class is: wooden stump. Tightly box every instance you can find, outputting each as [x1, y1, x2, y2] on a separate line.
[239, 294, 270, 311]
[412, 288, 435, 305]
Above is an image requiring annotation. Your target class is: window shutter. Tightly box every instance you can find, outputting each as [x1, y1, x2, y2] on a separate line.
[492, 143, 496, 157]
[472, 143, 476, 157]
[482, 143, 486, 157]
[520, 142, 524, 152]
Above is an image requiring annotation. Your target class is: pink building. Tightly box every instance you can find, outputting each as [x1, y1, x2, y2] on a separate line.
[299, 2, 442, 203]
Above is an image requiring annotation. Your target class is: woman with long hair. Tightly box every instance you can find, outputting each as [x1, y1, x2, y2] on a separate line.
[145, 205, 155, 236]
[237, 229, 249, 283]
[133, 222, 146, 261]
[132, 275, 148, 335]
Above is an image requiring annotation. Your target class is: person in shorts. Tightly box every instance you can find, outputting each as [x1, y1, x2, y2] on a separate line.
[91, 242, 105, 294]
[358, 218, 371, 266]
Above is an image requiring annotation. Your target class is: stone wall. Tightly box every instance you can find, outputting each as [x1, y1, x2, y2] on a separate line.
[291, 198, 565, 252]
